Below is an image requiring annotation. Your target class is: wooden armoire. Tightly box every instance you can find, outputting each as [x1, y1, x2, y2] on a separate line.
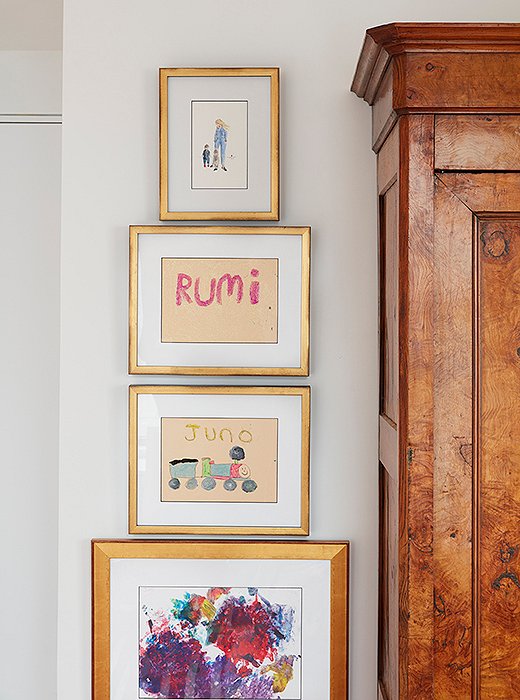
[352, 24, 520, 699]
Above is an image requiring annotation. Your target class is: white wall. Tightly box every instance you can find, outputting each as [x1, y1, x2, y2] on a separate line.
[0, 51, 62, 115]
[59, 2, 520, 699]
[0, 52, 61, 700]
[0, 0, 63, 50]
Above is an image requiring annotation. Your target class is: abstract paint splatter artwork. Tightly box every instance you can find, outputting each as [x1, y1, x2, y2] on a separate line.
[139, 587, 302, 699]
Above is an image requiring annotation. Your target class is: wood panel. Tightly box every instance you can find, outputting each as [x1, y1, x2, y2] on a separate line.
[377, 123, 399, 196]
[394, 52, 520, 112]
[435, 115, 520, 171]
[399, 114, 435, 698]
[437, 172, 520, 213]
[380, 180, 399, 425]
[377, 120, 400, 700]
[373, 65, 397, 152]
[354, 24, 520, 700]
[379, 465, 399, 700]
[432, 178, 473, 697]
[478, 218, 520, 699]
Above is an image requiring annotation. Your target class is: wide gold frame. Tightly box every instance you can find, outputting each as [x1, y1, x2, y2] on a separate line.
[159, 67, 279, 220]
[128, 225, 310, 376]
[128, 385, 310, 535]
[92, 539, 349, 700]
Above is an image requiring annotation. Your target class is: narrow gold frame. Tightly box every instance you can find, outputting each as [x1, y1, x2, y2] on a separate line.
[159, 67, 280, 220]
[128, 385, 310, 535]
[92, 539, 349, 700]
[128, 226, 310, 376]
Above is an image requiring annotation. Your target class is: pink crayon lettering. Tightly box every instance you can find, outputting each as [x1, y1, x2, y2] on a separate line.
[176, 273, 193, 305]
[194, 277, 216, 306]
[249, 268, 260, 304]
[175, 268, 261, 307]
[216, 274, 244, 304]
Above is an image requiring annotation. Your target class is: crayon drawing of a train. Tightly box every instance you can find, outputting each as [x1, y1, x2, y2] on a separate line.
[168, 446, 257, 493]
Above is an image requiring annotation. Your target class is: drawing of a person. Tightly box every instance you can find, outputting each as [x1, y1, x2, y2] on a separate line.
[213, 118, 229, 171]
[212, 148, 219, 171]
[202, 144, 210, 167]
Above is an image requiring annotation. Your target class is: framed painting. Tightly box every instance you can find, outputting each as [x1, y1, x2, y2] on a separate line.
[92, 540, 349, 700]
[128, 385, 310, 535]
[159, 67, 279, 220]
[129, 226, 310, 376]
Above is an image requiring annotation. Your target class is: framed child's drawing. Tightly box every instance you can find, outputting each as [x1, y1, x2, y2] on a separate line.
[159, 67, 279, 220]
[129, 226, 310, 376]
[92, 539, 349, 700]
[128, 385, 310, 535]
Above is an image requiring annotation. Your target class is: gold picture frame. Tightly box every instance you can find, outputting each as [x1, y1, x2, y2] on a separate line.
[129, 385, 310, 536]
[92, 539, 349, 700]
[159, 67, 279, 220]
[128, 225, 310, 376]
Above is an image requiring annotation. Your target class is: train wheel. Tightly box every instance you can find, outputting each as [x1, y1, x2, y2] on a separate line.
[202, 476, 216, 490]
[223, 478, 237, 491]
[168, 477, 181, 490]
[186, 477, 198, 490]
[242, 479, 257, 493]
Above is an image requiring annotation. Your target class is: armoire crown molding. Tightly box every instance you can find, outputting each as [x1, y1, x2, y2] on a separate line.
[352, 23, 520, 151]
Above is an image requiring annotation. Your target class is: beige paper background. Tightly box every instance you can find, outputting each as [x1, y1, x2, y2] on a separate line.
[161, 417, 278, 503]
[161, 257, 278, 343]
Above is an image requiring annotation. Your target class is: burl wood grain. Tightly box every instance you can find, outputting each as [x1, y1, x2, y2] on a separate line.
[435, 115, 520, 171]
[437, 172, 520, 214]
[354, 25, 520, 699]
[399, 114, 435, 699]
[433, 178, 473, 697]
[394, 52, 520, 113]
[479, 218, 520, 699]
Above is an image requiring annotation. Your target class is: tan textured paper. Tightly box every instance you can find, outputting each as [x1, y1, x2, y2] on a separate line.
[161, 417, 278, 503]
[161, 257, 278, 343]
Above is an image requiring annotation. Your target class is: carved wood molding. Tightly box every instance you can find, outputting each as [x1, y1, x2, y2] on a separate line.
[352, 23, 520, 114]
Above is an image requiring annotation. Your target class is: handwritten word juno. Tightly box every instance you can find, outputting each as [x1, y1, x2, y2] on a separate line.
[184, 424, 253, 443]
[176, 269, 260, 307]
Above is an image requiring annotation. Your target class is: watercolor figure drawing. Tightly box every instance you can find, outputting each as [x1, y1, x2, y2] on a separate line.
[191, 101, 248, 190]
[139, 586, 302, 699]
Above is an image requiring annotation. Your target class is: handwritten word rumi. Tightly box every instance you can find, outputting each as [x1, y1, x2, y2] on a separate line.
[175, 268, 261, 307]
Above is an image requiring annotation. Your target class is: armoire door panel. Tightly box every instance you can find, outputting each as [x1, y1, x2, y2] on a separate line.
[432, 178, 474, 697]
[434, 176, 520, 698]
[478, 218, 520, 699]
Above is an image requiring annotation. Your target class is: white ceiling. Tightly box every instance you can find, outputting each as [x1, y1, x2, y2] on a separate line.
[0, 0, 62, 50]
